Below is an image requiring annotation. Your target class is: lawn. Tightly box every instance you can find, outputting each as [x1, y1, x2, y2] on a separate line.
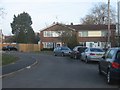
[1, 53, 18, 66]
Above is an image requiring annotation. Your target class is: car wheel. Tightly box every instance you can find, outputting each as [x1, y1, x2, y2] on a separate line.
[107, 70, 113, 84]
[54, 53, 57, 56]
[70, 55, 73, 58]
[98, 64, 102, 75]
[61, 52, 64, 57]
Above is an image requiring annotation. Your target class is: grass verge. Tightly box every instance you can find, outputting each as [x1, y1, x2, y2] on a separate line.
[1, 53, 18, 66]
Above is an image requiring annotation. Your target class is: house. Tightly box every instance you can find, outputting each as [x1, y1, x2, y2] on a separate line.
[40, 23, 116, 49]
[67, 24, 116, 48]
[40, 23, 75, 49]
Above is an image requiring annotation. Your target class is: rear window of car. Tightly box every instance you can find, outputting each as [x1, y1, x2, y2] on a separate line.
[90, 48, 104, 52]
[61, 47, 70, 50]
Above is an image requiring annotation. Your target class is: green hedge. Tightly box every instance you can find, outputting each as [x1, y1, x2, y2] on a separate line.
[41, 48, 54, 51]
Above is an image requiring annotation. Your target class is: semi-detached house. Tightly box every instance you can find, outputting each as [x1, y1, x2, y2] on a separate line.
[40, 23, 116, 49]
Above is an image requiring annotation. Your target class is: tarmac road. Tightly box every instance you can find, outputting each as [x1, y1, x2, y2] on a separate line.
[2, 52, 120, 88]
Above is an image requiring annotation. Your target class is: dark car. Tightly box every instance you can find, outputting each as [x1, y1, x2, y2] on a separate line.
[53, 46, 72, 56]
[70, 46, 87, 59]
[98, 47, 120, 84]
[2, 45, 18, 51]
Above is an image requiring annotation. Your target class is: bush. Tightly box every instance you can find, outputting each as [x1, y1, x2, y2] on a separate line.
[41, 48, 54, 51]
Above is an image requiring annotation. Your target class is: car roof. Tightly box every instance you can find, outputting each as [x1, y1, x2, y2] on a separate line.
[87, 47, 103, 49]
[74, 46, 87, 48]
[109, 47, 120, 50]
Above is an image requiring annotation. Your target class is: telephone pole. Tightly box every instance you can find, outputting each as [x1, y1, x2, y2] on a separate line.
[107, 0, 111, 48]
[118, 1, 120, 47]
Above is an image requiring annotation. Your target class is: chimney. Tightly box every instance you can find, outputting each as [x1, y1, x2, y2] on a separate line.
[71, 22, 73, 25]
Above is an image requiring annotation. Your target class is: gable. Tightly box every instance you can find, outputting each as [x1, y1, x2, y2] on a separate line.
[40, 23, 74, 32]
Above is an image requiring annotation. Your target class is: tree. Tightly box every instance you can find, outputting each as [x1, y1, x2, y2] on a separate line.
[59, 29, 79, 49]
[11, 12, 35, 43]
[81, 3, 116, 25]
[0, 8, 5, 18]
[34, 33, 40, 44]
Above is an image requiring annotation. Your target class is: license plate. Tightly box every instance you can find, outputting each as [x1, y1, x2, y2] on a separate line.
[96, 54, 102, 56]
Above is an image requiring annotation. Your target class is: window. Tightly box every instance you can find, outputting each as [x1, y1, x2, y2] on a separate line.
[79, 31, 103, 37]
[43, 31, 62, 37]
[88, 31, 101, 37]
[101, 31, 107, 36]
[116, 51, 120, 63]
[78, 31, 88, 37]
[43, 42, 53, 48]
[78, 32, 82, 37]
[43, 31, 52, 37]
[106, 49, 115, 59]
[116, 51, 120, 60]
[82, 31, 88, 37]
[90, 48, 104, 52]
[85, 49, 88, 52]
[61, 47, 70, 50]
[79, 42, 86, 46]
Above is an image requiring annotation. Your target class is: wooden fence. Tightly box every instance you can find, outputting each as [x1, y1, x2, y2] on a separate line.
[0, 43, 41, 52]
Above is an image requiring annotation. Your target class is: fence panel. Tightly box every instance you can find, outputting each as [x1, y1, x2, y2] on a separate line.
[0, 43, 41, 52]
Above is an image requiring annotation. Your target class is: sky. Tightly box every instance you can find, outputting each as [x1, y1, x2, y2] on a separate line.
[0, 0, 118, 35]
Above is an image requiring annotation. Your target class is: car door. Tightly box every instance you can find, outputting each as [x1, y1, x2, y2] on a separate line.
[57, 47, 61, 55]
[55, 47, 60, 55]
[101, 49, 115, 73]
[81, 48, 88, 60]
[72, 47, 76, 57]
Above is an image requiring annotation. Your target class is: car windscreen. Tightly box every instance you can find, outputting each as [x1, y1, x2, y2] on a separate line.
[90, 48, 104, 52]
[61, 47, 70, 50]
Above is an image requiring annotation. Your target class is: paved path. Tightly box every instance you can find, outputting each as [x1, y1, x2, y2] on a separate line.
[1, 52, 37, 77]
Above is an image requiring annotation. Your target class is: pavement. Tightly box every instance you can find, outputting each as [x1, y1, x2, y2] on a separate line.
[0, 52, 38, 78]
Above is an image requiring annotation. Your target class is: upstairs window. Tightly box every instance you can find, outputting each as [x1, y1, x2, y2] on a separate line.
[43, 31, 62, 37]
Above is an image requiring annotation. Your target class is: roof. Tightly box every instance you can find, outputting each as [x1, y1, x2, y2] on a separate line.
[66, 24, 116, 31]
[40, 23, 75, 32]
[40, 23, 116, 32]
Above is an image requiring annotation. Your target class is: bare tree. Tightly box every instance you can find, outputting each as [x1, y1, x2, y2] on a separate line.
[81, 3, 116, 25]
[58, 30, 79, 49]
[0, 8, 6, 19]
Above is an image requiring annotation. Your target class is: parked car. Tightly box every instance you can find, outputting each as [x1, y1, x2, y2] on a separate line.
[70, 46, 87, 59]
[81, 47, 105, 63]
[2, 45, 18, 51]
[53, 46, 72, 56]
[98, 47, 120, 84]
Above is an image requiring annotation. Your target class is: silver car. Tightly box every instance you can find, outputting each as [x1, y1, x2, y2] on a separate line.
[81, 47, 105, 63]
[53, 46, 72, 56]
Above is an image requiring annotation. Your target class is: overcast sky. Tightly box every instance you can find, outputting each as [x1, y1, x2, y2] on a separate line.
[0, 0, 117, 35]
